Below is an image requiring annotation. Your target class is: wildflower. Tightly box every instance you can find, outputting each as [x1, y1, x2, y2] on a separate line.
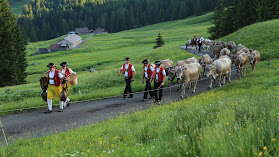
[272, 139, 276, 141]
[229, 133, 231, 136]
[259, 151, 263, 156]
[226, 122, 229, 125]
[257, 128, 260, 131]
[263, 146, 267, 150]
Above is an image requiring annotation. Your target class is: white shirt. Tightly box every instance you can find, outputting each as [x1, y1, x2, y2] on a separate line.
[156, 68, 166, 81]
[144, 65, 154, 78]
[199, 37, 204, 43]
[49, 71, 63, 85]
[60, 68, 74, 77]
[121, 64, 135, 77]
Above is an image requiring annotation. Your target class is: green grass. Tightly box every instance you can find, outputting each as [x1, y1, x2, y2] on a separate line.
[1, 60, 279, 156]
[8, 0, 28, 17]
[0, 12, 213, 112]
[218, 18, 279, 60]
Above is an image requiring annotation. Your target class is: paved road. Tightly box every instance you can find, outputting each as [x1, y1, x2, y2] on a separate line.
[0, 46, 237, 145]
[72, 34, 93, 49]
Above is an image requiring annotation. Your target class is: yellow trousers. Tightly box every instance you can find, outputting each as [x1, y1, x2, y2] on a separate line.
[47, 84, 62, 100]
[63, 82, 71, 93]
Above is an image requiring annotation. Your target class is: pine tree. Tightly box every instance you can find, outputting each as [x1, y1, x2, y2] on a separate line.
[154, 33, 164, 49]
[208, 0, 225, 39]
[0, 0, 27, 87]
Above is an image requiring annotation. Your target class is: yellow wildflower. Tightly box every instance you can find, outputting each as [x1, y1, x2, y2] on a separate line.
[263, 146, 267, 150]
[226, 122, 229, 125]
[259, 151, 263, 156]
[272, 139, 276, 141]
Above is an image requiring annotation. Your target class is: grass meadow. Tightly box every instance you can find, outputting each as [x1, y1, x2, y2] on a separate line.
[1, 60, 279, 156]
[0, 12, 212, 113]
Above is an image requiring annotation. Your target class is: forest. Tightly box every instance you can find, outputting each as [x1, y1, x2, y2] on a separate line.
[17, 0, 220, 42]
[209, 0, 279, 39]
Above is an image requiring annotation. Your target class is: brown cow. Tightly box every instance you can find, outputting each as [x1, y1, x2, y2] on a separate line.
[172, 63, 201, 97]
[207, 58, 231, 88]
[212, 45, 223, 59]
[199, 54, 211, 76]
[160, 59, 173, 76]
[220, 48, 231, 57]
[249, 50, 261, 71]
[235, 53, 249, 77]
[227, 41, 236, 53]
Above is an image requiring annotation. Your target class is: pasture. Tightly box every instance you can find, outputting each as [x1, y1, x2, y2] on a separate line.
[0, 12, 212, 112]
[1, 60, 278, 156]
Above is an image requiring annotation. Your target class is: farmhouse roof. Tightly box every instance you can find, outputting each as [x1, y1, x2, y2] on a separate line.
[75, 28, 91, 34]
[93, 27, 107, 34]
[63, 34, 82, 44]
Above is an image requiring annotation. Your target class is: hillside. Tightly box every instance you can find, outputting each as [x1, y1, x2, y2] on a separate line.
[0, 12, 213, 112]
[218, 18, 279, 60]
[18, 0, 219, 41]
[1, 12, 279, 156]
[8, 0, 27, 17]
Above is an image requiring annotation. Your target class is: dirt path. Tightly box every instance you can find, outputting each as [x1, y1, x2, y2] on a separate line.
[0, 46, 237, 145]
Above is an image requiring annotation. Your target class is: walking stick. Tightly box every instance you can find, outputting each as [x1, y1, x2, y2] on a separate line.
[0, 120, 8, 146]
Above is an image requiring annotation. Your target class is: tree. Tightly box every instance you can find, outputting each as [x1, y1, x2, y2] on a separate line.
[0, 0, 27, 87]
[208, 0, 225, 39]
[154, 33, 164, 49]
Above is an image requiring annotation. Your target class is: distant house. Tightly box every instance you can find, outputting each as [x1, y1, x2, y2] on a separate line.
[49, 44, 68, 52]
[38, 48, 49, 53]
[93, 27, 108, 35]
[57, 34, 82, 48]
[75, 28, 92, 35]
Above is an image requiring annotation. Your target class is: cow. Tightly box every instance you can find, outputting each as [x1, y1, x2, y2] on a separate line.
[237, 44, 252, 55]
[249, 50, 261, 71]
[203, 39, 211, 51]
[209, 40, 216, 52]
[199, 54, 211, 76]
[217, 41, 226, 48]
[212, 45, 223, 59]
[227, 41, 236, 53]
[171, 63, 201, 97]
[231, 50, 246, 64]
[160, 59, 173, 76]
[235, 52, 249, 77]
[220, 48, 231, 57]
[168, 57, 198, 89]
[207, 58, 231, 88]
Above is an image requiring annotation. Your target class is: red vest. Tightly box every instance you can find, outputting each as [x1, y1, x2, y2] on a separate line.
[143, 64, 153, 78]
[47, 70, 61, 86]
[60, 68, 70, 78]
[153, 67, 165, 81]
[122, 63, 134, 77]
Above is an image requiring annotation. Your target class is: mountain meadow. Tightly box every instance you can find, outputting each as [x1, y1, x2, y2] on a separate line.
[1, 8, 279, 156]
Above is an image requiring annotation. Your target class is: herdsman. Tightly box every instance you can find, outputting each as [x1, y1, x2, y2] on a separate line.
[198, 35, 204, 51]
[118, 57, 136, 99]
[142, 59, 154, 101]
[150, 61, 166, 103]
[60, 62, 76, 108]
[46, 63, 65, 113]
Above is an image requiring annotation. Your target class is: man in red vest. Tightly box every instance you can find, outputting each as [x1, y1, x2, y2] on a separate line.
[118, 57, 136, 99]
[46, 63, 65, 113]
[150, 61, 166, 103]
[60, 62, 76, 108]
[142, 59, 154, 101]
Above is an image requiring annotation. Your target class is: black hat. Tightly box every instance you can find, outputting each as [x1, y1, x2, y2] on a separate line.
[155, 61, 161, 65]
[60, 62, 68, 67]
[125, 57, 130, 61]
[142, 59, 148, 64]
[47, 63, 55, 68]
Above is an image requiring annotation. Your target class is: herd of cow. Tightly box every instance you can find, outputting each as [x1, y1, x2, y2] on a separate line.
[158, 41, 261, 98]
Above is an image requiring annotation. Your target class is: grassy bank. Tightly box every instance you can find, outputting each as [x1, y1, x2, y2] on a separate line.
[1, 60, 278, 156]
[0, 13, 213, 112]
[218, 18, 279, 60]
